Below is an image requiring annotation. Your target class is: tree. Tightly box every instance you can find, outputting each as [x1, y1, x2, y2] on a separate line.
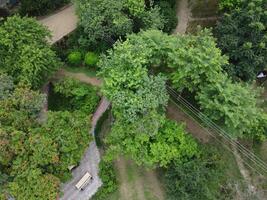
[36, 111, 91, 180]
[74, 0, 164, 48]
[99, 29, 266, 141]
[0, 73, 14, 100]
[165, 146, 225, 200]
[0, 16, 60, 88]
[9, 168, 60, 200]
[197, 76, 267, 139]
[106, 118, 198, 167]
[52, 78, 100, 113]
[215, 0, 267, 81]
[0, 85, 45, 130]
[20, 0, 70, 16]
[167, 30, 228, 92]
[219, 0, 242, 11]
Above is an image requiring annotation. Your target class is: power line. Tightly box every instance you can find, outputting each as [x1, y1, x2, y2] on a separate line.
[166, 85, 267, 177]
[167, 86, 267, 171]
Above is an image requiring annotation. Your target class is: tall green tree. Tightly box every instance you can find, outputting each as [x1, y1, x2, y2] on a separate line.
[75, 0, 164, 48]
[106, 118, 198, 167]
[165, 146, 226, 200]
[215, 0, 267, 81]
[0, 16, 60, 88]
[9, 168, 60, 200]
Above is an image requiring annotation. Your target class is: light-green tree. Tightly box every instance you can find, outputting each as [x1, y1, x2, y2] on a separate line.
[0, 16, 60, 88]
[106, 118, 198, 167]
[74, 0, 164, 48]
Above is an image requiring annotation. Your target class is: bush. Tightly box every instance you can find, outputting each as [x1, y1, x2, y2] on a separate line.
[20, 0, 70, 16]
[51, 78, 100, 113]
[67, 51, 82, 66]
[92, 160, 118, 200]
[219, 0, 242, 11]
[156, 0, 178, 33]
[84, 52, 99, 67]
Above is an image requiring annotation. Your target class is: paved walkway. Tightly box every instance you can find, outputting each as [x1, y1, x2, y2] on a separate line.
[60, 97, 110, 200]
[38, 5, 77, 44]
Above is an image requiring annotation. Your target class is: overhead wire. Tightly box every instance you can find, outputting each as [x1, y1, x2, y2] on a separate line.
[166, 85, 267, 177]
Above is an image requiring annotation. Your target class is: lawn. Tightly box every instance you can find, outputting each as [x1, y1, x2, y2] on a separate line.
[63, 65, 98, 77]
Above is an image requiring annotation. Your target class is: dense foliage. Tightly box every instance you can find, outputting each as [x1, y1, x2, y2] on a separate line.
[99, 29, 266, 140]
[99, 29, 200, 166]
[0, 76, 92, 199]
[165, 146, 226, 200]
[219, 0, 242, 11]
[0, 16, 60, 88]
[20, 0, 70, 16]
[92, 160, 118, 200]
[106, 119, 198, 167]
[215, 0, 267, 81]
[74, 0, 165, 48]
[155, 0, 177, 32]
[50, 78, 100, 113]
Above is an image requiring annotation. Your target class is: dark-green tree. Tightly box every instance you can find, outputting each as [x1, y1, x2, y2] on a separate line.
[20, 0, 70, 16]
[165, 146, 226, 200]
[215, 0, 267, 81]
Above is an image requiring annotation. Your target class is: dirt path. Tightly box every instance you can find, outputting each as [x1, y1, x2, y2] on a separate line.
[38, 5, 78, 44]
[55, 69, 102, 87]
[174, 0, 190, 34]
[167, 100, 210, 143]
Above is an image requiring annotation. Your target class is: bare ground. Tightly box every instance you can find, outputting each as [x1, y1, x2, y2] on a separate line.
[167, 100, 210, 143]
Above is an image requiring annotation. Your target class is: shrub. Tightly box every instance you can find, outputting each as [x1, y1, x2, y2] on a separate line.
[219, 0, 242, 11]
[52, 78, 100, 113]
[92, 160, 118, 200]
[20, 0, 70, 16]
[84, 52, 99, 67]
[156, 0, 177, 33]
[67, 51, 82, 66]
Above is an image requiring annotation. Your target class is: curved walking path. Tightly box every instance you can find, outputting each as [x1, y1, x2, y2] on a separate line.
[38, 5, 77, 44]
[60, 97, 110, 200]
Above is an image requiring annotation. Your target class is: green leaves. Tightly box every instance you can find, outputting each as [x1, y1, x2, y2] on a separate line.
[75, 0, 164, 48]
[106, 118, 198, 167]
[215, 0, 267, 81]
[52, 77, 100, 113]
[0, 16, 60, 88]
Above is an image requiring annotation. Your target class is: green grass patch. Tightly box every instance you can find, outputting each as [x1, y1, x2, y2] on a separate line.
[63, 65, 98, 77]
[189, 0, 219, 18]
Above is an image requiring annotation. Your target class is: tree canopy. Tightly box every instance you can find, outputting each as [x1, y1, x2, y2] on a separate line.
[215, 0, 267, 81]
[99, 29, 266, 141]
[0, 76, 93, 199]
[0, 16, 60, 88]
[74, 0, 165, 48]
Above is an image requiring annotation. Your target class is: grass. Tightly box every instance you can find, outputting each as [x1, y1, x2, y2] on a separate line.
[189, 0, 219, 18]
[63, 65, 98, 77]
